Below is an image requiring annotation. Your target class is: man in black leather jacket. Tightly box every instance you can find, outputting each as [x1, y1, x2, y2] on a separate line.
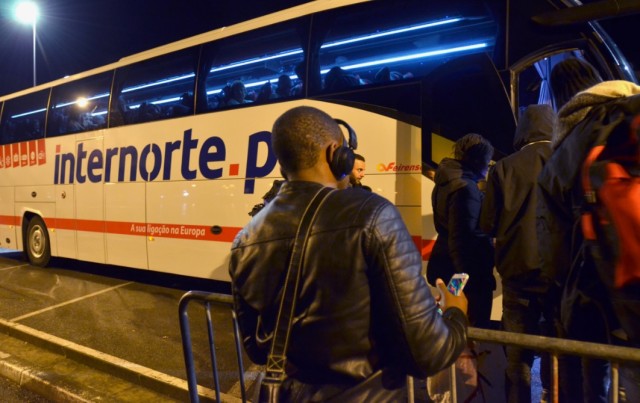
[230, 105, 469, 401]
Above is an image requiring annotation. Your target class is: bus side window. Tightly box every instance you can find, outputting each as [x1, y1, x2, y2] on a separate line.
[47, 72, 112, 137]
[311, 1, 498, 94]
[111, 48, 198, 127]
[196, 17, 309, 114]
[0, 89, 49, 145]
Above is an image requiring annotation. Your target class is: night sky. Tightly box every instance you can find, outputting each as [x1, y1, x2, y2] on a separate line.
[0, 0, 310, 96]
[0, 1, 638, 97]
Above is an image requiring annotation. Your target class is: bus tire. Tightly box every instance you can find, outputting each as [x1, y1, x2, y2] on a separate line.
[26, 216, 51, 267]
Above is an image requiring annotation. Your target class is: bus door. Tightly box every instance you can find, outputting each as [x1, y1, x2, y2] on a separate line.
[54, 181, 76, 259]
[510, 42, 624, 117]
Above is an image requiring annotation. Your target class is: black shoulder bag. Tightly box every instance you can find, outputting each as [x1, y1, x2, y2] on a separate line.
[258, 186, 333, 403]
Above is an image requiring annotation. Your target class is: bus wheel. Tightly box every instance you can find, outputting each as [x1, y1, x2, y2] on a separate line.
[26, 216, 51, 267]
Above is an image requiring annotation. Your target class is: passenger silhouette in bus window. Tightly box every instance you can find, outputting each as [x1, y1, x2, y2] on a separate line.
[226, 81, 252, 105]
[276, 74, 293, 98]
[256, 81, 276, 103]
[324, 66, 359, 92]
[67, 108, 87, 133]
[137, 102, 162, 123]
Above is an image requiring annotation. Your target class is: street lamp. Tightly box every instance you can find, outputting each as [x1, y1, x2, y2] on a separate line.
[15, 1, 39, 87]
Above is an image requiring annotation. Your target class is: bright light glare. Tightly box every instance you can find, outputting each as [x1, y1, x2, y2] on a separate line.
[15, 1, 39, 25]
[76, 97, 89, 108]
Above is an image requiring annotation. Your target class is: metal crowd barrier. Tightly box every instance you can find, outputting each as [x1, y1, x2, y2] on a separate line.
[179, 290, 640, 403]
[178, 290, 245, 403]
[468, 327, 640, 403]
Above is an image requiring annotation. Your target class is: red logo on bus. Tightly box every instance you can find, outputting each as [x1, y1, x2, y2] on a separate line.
[20, 142, 28, 167]
[37, 139, 46, 165]
[12, 144, 19, 168]
[28, 141, 37, 166]
[0, 141, 46, 169]
[4, 145, 11, 169]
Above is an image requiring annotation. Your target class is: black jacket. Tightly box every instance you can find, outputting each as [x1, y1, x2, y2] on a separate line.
[537, 82, 640, 344]
[427, 158, 494, 293]
[480, 105, 553, 293]
[230, 181, 467, 397]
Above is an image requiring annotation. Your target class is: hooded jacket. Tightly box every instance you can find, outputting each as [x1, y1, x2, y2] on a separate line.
[538, 81, 640, 285]
[427, 158, 494, 293]
[230, 181, 468, 399]
[480, 104, 554, 293]
[537, 81, 640, 343]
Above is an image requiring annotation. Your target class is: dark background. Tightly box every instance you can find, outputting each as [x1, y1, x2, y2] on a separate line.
[0, 0, 310, 96]
[0, 1, 638, 97]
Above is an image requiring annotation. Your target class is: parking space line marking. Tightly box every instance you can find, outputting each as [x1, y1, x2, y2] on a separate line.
[0, 264, 29, 271]
[10, 282, 134, 322]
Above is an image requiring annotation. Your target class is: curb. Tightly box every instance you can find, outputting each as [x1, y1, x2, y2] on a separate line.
[0, 318, 243, 402]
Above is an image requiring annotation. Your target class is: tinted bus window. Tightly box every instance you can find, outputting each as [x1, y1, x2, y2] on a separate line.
[111, 48, 198, 127]
[313, 0, 498, 93]
[196, 18, 307, 113]
[0, 89, 49, 144]
[47, 72, 112, 136]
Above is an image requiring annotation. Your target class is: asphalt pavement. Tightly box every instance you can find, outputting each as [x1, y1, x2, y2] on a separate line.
[0, 249, 258, 402]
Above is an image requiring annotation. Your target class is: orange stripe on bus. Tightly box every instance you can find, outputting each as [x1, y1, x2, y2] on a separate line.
[8, 216, 242, 243]
[8, 215, 423, 248]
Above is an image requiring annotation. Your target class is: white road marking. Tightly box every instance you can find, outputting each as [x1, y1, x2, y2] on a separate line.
[10, 282, 134, 322]
[0, 264, 29, 271]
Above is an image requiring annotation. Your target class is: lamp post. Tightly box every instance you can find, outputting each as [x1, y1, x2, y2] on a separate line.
[15, 1, 39, 87]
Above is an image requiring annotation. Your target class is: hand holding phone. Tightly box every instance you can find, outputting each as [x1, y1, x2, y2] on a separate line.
[435, 274, 469, 315]
[447, 273, 469, 296]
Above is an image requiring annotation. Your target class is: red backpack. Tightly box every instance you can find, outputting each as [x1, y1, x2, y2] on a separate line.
[581, 99, 640, 289]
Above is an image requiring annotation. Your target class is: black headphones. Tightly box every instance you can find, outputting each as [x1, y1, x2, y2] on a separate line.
[328, 118, 358, 180]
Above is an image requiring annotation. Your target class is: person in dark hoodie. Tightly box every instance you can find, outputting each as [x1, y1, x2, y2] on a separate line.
[538, 58, 640, 403]
[427, 133, 495, 328]
[480, 104, 554, 403]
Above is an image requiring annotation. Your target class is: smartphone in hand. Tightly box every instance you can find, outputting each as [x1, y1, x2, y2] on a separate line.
[447, 273, 469, 296]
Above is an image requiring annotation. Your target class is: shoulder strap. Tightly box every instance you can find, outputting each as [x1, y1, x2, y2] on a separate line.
[265, 186, 334, 379]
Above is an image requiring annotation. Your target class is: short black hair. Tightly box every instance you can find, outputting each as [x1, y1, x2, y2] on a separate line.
[454, 133, 493, 174]
[354, 153, 365, 162]
[550, 58, 603, 112]
[272, 106, 342, 174]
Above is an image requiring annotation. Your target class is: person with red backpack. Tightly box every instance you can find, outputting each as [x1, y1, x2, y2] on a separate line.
[537, 58, 640, 402]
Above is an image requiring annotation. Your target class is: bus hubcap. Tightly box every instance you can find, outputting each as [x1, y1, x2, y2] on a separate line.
[31, 227, 44, 258]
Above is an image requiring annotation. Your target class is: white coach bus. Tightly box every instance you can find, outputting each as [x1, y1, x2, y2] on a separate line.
[0, 0, 636, 283]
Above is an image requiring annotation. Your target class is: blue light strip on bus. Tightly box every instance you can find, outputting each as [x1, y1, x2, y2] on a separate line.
[121, 73, 196, 93]
[211, 49, 304, 73]
[328, 42, 488, 72]
[202, 42, 487, 95]
[11, 108, 47, 119]
[209, 17, 461, 74]
[9, 17, 470, 119]
[320, 18, 461, 49]
[54, 92, 110, 109]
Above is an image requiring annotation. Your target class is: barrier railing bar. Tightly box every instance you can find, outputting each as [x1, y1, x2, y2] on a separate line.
[204, 301, 221, 401]
[612, 362, 619, 403]
[179, 291, 241, 403]
[468, 327, 640, 364]
[552, 353, 559, 403]
[232, 310, 248, 402]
